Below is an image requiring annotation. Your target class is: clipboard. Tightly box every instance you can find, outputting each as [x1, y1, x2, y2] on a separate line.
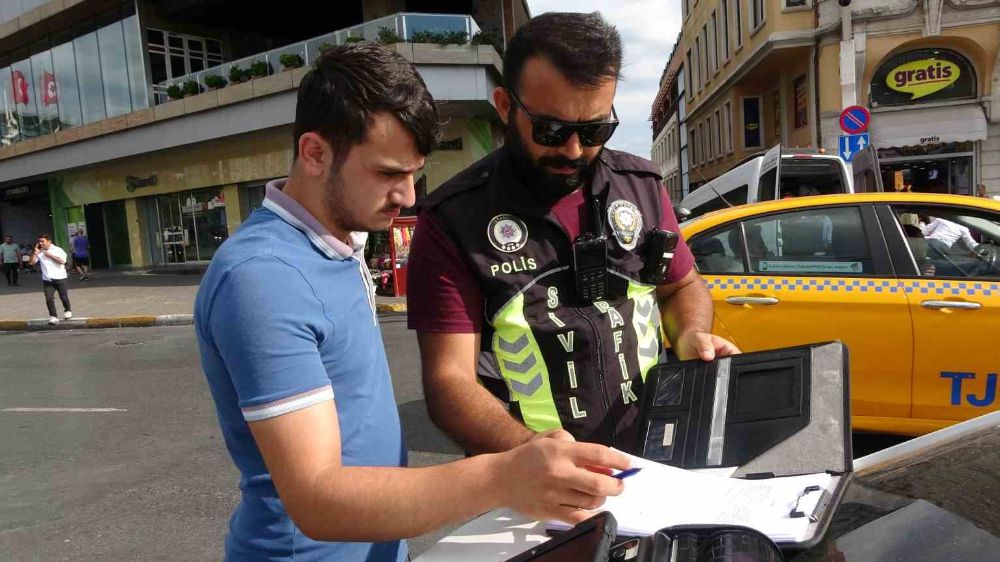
[632, 341, 854, 550]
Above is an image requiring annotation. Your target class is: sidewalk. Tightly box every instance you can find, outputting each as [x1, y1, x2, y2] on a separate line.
[0, 270, 407, 331]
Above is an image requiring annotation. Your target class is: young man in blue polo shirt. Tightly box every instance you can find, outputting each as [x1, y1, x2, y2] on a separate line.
[195, 42, 631, 562]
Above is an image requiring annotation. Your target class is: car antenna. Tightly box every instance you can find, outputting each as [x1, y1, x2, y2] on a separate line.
[692, 166, 734, 208]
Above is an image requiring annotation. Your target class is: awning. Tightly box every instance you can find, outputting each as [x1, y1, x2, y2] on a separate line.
[869, 104, 988, 149]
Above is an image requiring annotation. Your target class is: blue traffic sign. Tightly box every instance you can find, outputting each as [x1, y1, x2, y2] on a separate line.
[839, 105, 871, 134]
[839, 133, 870, 162]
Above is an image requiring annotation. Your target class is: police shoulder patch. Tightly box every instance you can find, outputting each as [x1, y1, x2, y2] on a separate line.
[487, 214, 529, 253]
[607, 200, 643, 251]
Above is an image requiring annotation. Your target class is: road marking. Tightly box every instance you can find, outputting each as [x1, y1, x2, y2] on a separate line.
[1, 407, 127, 413]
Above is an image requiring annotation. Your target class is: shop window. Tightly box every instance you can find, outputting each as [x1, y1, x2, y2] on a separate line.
[742, 96, 762, 149]
[793, 75, 807, 129]
[733, 0, 743, 49]
[870, 49, 976, 108]
[709, 11, 718, 76]
[720, 0, 730, 62]
[724, 101, 734, 153]
[751, 0, 765, 32]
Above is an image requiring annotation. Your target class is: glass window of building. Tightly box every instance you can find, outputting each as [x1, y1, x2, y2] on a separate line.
[50, 35, 83, 130]
[151, 188, 229, 264]
[74, 31, 107, 124]
[0, 62, 16, 145]
[30, 39, 58, 136]
[122, 13, 148, 111]
[752, 0, 766, 31]
[10, 50, 38, 139]
[98, 19, 132, 118]
[147, 28, 224, 100]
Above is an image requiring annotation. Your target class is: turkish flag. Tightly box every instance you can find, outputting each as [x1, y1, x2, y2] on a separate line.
[11, 70, 28, 104]
[42, 71, 57, 106]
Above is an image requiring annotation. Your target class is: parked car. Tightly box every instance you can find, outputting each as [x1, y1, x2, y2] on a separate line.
[681, 192, 1000, 436]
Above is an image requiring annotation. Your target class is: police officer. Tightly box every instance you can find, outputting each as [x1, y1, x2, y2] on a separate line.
[407, 12, 739, 454]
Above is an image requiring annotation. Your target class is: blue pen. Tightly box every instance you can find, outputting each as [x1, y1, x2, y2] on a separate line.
[613, 467, 642, 480]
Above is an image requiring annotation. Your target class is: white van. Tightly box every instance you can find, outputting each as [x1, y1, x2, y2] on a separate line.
[678, 144, 882, 220]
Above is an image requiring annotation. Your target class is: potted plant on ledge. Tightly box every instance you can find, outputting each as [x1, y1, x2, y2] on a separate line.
[229, 65, 250, 84]
[182, 80, 201, 98]
[166, 84, 183, 101]
[249, 60, 272, 78]
[204, 74, 227, 90]
[279, 53, 304, 71]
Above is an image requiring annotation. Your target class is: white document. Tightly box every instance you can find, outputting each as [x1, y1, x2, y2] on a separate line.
[548, 451, 834, 544]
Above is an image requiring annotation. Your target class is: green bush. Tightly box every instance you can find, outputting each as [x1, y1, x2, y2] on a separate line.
[411, 30, 468, 45]
[279, 53, 304, 69]
[229, 65, 250, 83]
[204, 74, 227, 89]
[318, 42, 335, 53]
[249, 60, 272, 77]
[472, 30, 504, 54]
[166, 84, 183, 100]
[377, 27, 403, 44]
[182, 80, 201, 96]
[344, 35, 365, 43]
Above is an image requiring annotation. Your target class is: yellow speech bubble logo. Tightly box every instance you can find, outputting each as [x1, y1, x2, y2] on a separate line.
[886, 59, 960, 100]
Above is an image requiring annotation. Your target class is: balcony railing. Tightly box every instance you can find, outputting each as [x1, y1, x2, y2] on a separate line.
[155, 13, 481, 104]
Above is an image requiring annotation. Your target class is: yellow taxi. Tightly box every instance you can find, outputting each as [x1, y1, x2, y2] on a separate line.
[681, 192, 1000, 436]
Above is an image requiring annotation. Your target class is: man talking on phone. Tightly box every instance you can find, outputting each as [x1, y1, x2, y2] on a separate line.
[29, 234, 72, 325]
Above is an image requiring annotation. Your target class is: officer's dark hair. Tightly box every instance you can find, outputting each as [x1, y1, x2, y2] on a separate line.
[293, 41, 441, 164]
[503, 12, 623, 93]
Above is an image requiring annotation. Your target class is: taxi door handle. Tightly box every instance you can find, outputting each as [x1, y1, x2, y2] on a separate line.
[920, 300, 981, 310]
[726, 296, 780, 306]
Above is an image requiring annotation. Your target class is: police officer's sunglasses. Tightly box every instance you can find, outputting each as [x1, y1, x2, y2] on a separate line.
[507, 89, 619, 147]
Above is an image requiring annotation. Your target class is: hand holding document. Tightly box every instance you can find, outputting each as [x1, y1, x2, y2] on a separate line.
[549, 451, 833, 544]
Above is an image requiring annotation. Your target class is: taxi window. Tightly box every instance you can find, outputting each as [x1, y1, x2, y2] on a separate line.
[891, 206, 1000, 279]
[691, 225, 746, 274]
[743, 206, 872, 275]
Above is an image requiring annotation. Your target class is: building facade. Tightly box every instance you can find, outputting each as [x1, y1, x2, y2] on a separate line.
[0, 0, 528, 268]
[670, 0, 1000, 198]
[817, 0, 1000, 197]
[651, 37, 686, 203]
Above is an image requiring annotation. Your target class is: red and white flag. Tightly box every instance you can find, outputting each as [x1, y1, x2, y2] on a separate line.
[42, 71, 58, 106]
[11, 70, 28, 105]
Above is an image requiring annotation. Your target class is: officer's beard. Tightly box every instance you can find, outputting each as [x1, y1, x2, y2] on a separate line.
[506, 123, 601, 203]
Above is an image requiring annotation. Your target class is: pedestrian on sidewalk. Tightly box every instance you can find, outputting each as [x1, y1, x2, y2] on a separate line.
[29, 234, 72, 325]
[71, 230, 91, 280]
[1, 235, 21, 286]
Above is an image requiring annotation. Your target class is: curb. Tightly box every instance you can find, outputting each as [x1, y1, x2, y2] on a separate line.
[0, 306, 409, 331]
[0, 314, 195, 332]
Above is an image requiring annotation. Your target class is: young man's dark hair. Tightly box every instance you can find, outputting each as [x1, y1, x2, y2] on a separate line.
[502, 11, 623, 94]
[38, 234, 50, 241]
[293, 41, 441, 162]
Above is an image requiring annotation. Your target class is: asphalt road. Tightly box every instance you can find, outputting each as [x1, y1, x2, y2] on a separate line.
[0, 319, 464, 561]
[0, 320, 907, 560]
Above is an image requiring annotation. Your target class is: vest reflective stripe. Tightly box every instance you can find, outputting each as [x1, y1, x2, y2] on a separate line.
[627, 281, 662, 382]
[493, 293, 563, 432]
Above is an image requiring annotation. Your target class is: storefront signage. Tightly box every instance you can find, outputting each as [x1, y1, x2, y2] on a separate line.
[1, 181, 44, 201]
[919, 136, 942, 145]
[125, 174, 158, 192]
[886, 59, 960, 100]
[871, 49, 976, 107]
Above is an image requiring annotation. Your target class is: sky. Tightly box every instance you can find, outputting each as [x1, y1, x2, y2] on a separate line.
[526, 0, 683, 158]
